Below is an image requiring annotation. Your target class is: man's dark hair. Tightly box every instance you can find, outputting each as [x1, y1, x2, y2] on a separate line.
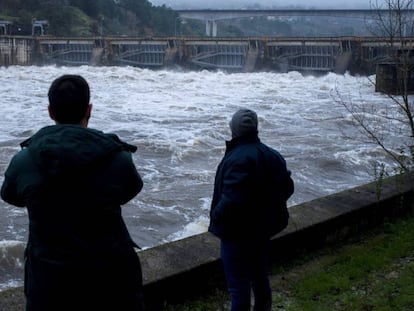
[48, 75, 90, 124]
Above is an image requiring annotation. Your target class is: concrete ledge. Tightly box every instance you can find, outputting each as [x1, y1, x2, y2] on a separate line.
[141, 172, 414, 309]
[1, 172, 413, 310]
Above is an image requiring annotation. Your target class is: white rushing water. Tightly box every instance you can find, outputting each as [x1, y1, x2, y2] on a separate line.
[0, 65, 402, 291]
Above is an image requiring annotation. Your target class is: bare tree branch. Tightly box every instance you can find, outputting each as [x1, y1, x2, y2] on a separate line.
[339, 0, 414, 172]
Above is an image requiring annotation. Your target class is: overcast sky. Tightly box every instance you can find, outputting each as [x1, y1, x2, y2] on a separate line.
[148, 0, 373, 9]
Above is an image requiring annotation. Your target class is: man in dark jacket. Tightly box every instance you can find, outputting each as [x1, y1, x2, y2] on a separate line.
[1, 75, 145, 311]
[209, 108, 294, 311]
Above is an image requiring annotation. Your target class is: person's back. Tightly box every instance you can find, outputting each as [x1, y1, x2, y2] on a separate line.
[209, 110, 293, 242]
[209, 108, 294, 311]
[1, 75, 145, 311]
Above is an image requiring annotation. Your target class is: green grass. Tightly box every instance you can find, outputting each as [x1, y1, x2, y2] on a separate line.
[166, 216, 414, 311]
[281, 218, 414, 311]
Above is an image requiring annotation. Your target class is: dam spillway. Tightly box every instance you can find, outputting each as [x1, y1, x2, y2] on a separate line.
[0, 35, 411, 75]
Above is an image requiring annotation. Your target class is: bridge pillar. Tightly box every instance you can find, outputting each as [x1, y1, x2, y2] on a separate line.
[206, 20, 217, 37]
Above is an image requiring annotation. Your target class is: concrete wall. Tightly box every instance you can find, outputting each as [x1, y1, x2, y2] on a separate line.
[375, 63, 414, 94]
[0, 37, 33, 66]
[0, 172, 412, 310]
[140, 171, 414, 309]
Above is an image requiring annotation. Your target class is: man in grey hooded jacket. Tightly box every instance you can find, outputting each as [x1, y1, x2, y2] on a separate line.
[1, 75, 145, 311]
[209, 108, 294, 311]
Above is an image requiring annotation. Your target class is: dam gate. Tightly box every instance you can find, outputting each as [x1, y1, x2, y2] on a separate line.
[0, 36, 413, 75]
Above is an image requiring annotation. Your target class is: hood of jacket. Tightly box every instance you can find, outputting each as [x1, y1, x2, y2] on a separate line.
[225, 133, 260, 153]
[21, 125, 137, 176]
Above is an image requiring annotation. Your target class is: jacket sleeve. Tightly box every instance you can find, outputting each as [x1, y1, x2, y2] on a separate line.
[211, 158, 251, 223]
[283, 170, 294, 201]
[1, 153, 26, 207]
[105, 150, 144, 206]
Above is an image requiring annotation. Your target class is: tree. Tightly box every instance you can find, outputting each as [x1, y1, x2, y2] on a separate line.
[335, 0, 414, 174]
[150, 5, 179, 36]
[0, 0, 179, 36]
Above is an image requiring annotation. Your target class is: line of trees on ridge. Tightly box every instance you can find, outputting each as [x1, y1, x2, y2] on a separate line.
[0, 0, 185, 36]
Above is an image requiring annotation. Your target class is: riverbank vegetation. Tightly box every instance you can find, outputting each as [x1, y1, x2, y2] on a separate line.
[335, 0, 414, 179]
[165, 215, 414, 310]
[0, 0, 180, 36]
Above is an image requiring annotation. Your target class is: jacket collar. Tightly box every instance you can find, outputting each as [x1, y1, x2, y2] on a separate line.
[225, 132, 260, 151]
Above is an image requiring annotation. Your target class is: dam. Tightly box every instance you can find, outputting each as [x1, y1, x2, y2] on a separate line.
[0, 35, 411, 75]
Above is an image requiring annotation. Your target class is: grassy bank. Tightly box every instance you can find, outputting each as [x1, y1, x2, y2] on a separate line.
[165, 215, 414, 311]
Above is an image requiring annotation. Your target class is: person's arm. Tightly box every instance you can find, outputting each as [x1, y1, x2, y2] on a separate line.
[107, 150, 143, 205]
[283, 170, 294, 201]
[212, 159, 251, 222]
[1, 152, 26, 207]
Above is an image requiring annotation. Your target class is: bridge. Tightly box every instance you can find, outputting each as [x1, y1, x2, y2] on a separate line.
[177, 9, 414, 37]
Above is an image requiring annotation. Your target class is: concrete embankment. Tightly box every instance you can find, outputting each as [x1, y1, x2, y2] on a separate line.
[142, 171, 413, 309]
[1, 172, 413, 311]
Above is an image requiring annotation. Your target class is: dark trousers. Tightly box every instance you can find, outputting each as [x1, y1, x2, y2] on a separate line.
[220, 239, 272, 311]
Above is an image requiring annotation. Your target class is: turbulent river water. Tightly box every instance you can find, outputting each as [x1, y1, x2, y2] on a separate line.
[0, 65, 401, 291]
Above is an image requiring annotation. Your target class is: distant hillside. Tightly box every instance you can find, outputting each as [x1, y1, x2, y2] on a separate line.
[0, 0, 181, 36]
[0, 0, 374, 38]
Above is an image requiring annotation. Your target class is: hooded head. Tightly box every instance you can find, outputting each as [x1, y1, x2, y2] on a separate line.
[229, 108, 258, 138]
